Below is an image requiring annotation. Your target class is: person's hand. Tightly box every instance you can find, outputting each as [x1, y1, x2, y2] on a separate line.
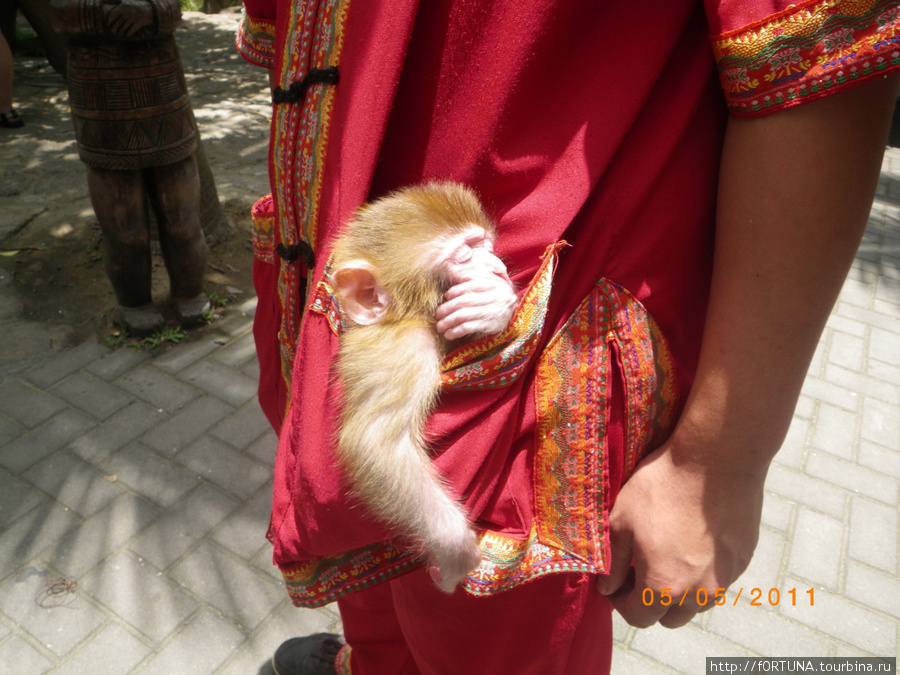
[104, 0, 155, 37]
[596, 442, 764, 628]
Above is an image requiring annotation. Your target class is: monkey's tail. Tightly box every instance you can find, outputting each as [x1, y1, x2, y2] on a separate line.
[335, 323, 472, 547]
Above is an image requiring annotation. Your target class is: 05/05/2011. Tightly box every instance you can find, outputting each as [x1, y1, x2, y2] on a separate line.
[641, 587, 815, 608]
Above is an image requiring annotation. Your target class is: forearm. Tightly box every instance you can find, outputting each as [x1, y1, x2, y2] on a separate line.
[672, 75, 900, 474]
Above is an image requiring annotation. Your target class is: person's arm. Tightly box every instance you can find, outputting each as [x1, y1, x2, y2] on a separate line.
[597, 74, 900, 628]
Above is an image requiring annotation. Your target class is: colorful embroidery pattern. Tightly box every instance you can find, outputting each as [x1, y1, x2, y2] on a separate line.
[280, 541, 420, 608]
[530, 280, 678, 579]
[271, 0, 350, 398]
[278, 278, 679, 606]
[712, 0, 900, 115]
[250, 194, 275, 264]
[235, 11, 276, 69]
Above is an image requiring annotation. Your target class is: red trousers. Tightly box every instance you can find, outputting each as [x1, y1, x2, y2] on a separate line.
[336, 571, 612, 675]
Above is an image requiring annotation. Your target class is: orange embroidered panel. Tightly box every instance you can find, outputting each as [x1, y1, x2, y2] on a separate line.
[712, 0, 900, 115]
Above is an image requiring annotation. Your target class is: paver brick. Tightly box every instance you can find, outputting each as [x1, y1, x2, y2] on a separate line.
[210, 331, 257, 369]
[828, 331, 866, 372]
[47, 372, 132, 421]
[210, 482, 273, 560]
[810, 404, 857, 461]
[140, 395, 234, 458]
[787, 508, 844, 591]
[779, 577, 896, 655]
[824, 364, 900, 408]
[0, 380, 66, 429]
[114, 365, 201, 413]
[0, 505, 79, 583]
[79, 552, 198, 643]
[869, 326, 900, 367]
[0, 410, 95, 474]
[208, 400, 270, 449]
[861, 396, 900, 450]
[0, 569, 105, 657]
[245, 429, 278, 466]
[806, 450, 897, 505]
[22, 450, 123, 518]
[0, 415, 22, 446]
[57, 622, 152, 675]
[84, 346, 151, 381]
[630, 622, 751, 673]
[136, 609, 244, 675]
[733, 526, 785, 593]
[151, 336, 222, 375]
[844, 562, 900, 620]
[177, 359, 258, 407]
[20, 342, 109, 389]
[102, 443, 199, 508]
[129, 482, 238, 570]
[760, 492, 793, 532]
[39, 493, 161, 578]
[857, 441, 900, 481]
[705, 599, 833, 658]
[68, 400, 164, 464]
[176, 435, 271, 501]
[0, 635, 53, 675]
[764, 465, 847, 519]
[800, 376, 861, 413]
[848, 496, 897, 573]
[169, 541, 284, 630]
[0, 472, 45, 530]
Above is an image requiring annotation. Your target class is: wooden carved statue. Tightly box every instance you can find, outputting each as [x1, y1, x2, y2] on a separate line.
[49, 0, 209, 335]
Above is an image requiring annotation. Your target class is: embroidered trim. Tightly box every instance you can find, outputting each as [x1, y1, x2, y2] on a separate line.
[272, 0, 351, 399]
[251, 194, 275, 264]
[235, 11, 276, 69]
[712, 0, 900, 115]
[335, 644, 352, 675]
[278, 277, 679, 606]
[280, 541, 420, 608]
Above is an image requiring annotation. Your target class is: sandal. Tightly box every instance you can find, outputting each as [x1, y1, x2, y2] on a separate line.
[0, 108, 24, 128]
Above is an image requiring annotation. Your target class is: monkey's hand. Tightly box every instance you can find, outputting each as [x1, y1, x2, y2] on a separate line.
[436, 252, 517, 341]
[424, 506, 482, 593]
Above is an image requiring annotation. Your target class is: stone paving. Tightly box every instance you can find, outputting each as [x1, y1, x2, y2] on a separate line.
[1, 10, 899, 675]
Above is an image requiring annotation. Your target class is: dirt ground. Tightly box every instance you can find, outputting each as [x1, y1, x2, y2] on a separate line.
[0, 10, 271, 365]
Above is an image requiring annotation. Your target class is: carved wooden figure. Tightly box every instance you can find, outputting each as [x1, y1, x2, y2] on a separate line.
[50, 0, 209, 335]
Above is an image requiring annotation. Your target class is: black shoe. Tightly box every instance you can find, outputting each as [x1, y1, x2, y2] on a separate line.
[272, 634, 345, 675]
[0, 109, 23, 128]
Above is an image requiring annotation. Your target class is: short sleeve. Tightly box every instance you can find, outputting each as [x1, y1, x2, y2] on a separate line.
[706, 0, 900, 116]
[236, 1, 277, 69]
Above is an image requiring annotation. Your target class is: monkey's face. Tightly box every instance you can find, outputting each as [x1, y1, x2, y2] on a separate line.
[430, 226, 510, 289]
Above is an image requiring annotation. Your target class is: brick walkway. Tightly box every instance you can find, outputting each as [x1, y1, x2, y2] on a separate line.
[1, 12, 898, 675]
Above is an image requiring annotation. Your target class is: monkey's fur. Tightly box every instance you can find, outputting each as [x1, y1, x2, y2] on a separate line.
[329, 182, 506, 592]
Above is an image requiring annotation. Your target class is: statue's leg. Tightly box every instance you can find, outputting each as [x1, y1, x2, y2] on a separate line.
[86, 165, 162, 335]
[145, 155, 210, 325]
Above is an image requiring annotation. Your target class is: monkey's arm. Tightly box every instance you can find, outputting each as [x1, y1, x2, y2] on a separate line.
[336, 324, 481, 592]
[597, 75, 900, 627]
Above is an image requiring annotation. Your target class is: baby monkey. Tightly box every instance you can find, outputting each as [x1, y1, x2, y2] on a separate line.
[329, 181, 517, 592]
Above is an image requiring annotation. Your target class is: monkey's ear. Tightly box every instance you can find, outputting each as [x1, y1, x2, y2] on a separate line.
[330, 261, 391, 325]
